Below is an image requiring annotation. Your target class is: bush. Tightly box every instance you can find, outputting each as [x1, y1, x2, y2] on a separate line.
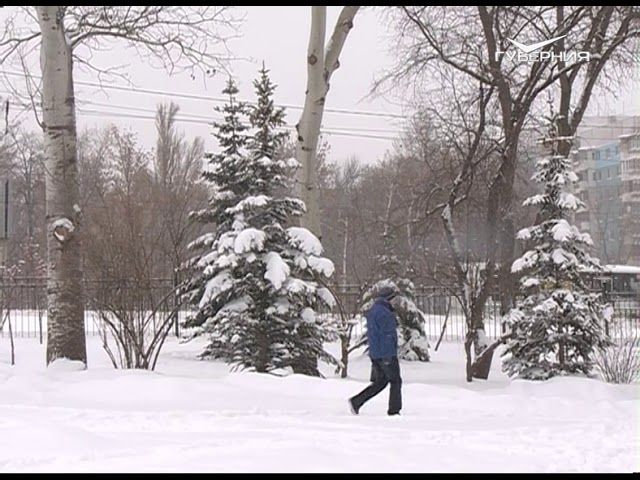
[593, 337, 640, 384]
[88, 281, 179, 370]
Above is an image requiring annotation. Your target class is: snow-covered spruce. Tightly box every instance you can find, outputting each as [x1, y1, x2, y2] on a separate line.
[182, 69, 336, 376]
[181, 77, 251, 344]
[501, 119, 611, 381]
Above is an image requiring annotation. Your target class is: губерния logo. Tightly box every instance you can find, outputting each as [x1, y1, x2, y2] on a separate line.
[508, 35, 567, 54]
[495, 34, 591, 62]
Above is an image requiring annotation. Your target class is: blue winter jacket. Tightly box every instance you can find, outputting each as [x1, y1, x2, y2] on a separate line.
[366, 298, 398, 360]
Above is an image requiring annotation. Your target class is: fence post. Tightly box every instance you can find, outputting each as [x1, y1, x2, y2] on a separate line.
[37, 281, 43, 344]
[173, 271, 180, 338]
[602, 285, 610, 337]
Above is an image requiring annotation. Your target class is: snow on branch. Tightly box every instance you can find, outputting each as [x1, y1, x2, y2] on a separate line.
[287, 227, 323, 256]
[234, 228, 266, 254]
[264, 252, 290, 290]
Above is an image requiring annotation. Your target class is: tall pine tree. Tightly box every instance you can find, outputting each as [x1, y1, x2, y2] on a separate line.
[183, 68, 337, 375]
[501, 116, 611, 380]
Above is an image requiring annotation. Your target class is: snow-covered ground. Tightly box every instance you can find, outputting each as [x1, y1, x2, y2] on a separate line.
[0, 337, 637, 473]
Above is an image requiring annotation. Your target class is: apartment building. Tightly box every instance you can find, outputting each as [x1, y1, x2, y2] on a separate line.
[571, 116, 640, 265]
[619, 132, 640, 265]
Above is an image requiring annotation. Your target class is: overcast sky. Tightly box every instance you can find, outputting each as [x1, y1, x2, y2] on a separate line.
[64, 6, 406, 164]
[2, 6, 639, 165]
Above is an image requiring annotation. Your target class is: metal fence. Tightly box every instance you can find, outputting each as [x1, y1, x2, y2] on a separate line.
[328, 285, 640, 342]
[0, 278, 638, 342]
[0, 277, 179, 341]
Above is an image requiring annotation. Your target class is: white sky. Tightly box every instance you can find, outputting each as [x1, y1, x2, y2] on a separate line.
[69, 6, 405, 164]
[2, 6, 639, 165]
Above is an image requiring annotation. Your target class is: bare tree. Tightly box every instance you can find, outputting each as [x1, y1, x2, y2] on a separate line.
[430, 81, 505, 381]
[380, 5, 639, 379]
[82, 125, 181, 370]
[8, 129, 44, 242]
[1, 6, 239, 366]
[318, 156, 362, 284]
[0, 264, 21, 366]
[319, 148, 454, 289]
[553, 6, 640, 158]
[296, 6, 360, 238]
[0, 124, 47, 277]
[153, 102, 205, 283]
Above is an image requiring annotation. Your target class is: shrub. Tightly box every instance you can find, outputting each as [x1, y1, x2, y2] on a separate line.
[593, 337, 640, 384]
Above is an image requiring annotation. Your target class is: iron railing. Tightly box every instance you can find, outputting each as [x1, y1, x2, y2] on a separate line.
[0, 278, 638, 342]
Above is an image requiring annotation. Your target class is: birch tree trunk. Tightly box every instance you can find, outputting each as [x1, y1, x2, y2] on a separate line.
[296, 6, 359, 238]
[341, 217, 349, 284]
[37, 6, 86, 366]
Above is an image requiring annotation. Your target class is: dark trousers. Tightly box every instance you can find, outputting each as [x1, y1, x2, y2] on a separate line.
[351, 356, 402, 414]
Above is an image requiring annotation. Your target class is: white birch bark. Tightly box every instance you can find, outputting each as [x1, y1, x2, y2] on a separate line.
[296, 6, 360, 238]
[37, 6, 86, 366]
[341, 217, 349, 284]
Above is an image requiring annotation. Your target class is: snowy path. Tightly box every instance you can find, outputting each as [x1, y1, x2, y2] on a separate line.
[0, 339, 637, 472]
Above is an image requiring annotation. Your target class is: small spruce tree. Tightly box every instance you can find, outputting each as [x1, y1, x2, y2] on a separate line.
[181, 77, 251, 357]
[183, 68, 336, 375]
[501, 117, 611, 380]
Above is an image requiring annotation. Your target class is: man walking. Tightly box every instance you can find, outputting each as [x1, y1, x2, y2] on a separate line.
[349, 286, 402, 416]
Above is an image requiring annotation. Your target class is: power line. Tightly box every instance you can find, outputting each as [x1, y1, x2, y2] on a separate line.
[3, 70, 636, 130]
[0, 69, 407, 120]
[6, 89, 634, 138]
[75, 108, 400, 141]
[0, 92, 402, 140]
[2, 83, 636, 143]
[579, 124, 640, 129]
[7, 102, 635, 143]
[75, 99, 405, 134]
[73, 105, 626, 141]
